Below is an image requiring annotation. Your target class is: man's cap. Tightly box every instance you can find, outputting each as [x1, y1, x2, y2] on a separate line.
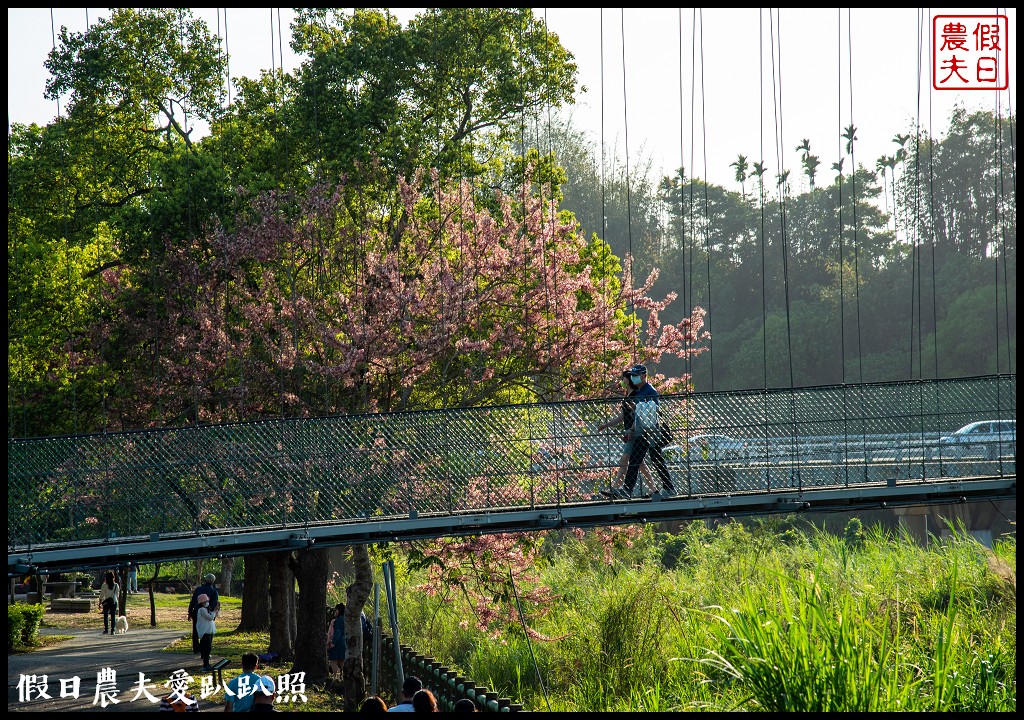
[402, 676, 423, 696]
[628, 363, 648, 376]
[196, 593, 209, 604]
[255, 675, 276, 695]
[204, 573, 216, 583]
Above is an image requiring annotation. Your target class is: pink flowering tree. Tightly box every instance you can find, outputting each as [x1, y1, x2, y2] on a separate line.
[108, 161, 706, 425]
[94, 160, 707, 686]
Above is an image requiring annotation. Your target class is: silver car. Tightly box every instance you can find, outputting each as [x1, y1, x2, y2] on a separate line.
[938, 420, 1016, 460]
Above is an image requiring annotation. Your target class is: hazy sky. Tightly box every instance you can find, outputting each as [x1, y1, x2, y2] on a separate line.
[8, 8, 1016, 190]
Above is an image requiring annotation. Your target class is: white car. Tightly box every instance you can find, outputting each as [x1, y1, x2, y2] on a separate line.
[938, 420, 1016, 459]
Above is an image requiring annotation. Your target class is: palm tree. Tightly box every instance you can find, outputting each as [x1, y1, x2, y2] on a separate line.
[776, 169, 791, 198]
[883, 154, 899, 234]
[832, 157, 845, 183]
[796, 138, 811, 159]
[730, 154, 749, 200]
[803, 153, 821, 190]
[874, 155, 888, 179]
[843, 124, 858, 156]
[751, 161, 768, 203]
[876, 155, 891, 217]
[892, 132, 911, 151]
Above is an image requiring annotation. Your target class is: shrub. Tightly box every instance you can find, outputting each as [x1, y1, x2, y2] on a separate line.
[69, 571, 94, 591]
[8, 606, 26, 651]
[658, 532, 687, 570]
[20, 603, 45, 646]
[843, 517, 866, 549]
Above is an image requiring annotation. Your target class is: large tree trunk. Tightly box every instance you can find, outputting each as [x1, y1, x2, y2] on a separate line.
[193, 559, 204, 590]
[343, 544, 373, 711]
[148, 563, 161, 627]
[220, 556, 237, 597]
[287, 574, 297, 648]
[267, 551, 294, 661]
[288, 547, 330, 683]
[117, 564, 128, 616]
[238, 554, 270, 631]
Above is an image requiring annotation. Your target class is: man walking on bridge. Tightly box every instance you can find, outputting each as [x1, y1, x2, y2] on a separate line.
[602, 364, 674, 499]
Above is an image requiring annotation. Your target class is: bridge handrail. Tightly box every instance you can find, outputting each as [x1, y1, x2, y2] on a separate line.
[8, 374, 1015, 558]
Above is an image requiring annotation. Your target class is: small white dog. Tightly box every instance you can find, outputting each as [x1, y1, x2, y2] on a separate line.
[114, 615, 129, 634]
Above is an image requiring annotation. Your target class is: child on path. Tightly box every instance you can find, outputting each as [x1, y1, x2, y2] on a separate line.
[194, 592, 218, 671]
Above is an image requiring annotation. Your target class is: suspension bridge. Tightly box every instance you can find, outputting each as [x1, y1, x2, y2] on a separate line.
[8, 374, 1015, 575]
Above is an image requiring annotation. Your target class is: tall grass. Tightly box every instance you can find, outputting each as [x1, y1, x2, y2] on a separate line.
[390, 518, 1016, 711]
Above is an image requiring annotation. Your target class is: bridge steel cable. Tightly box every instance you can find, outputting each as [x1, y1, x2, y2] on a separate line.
[768, 10, 804, 488]
[922, 8, 939, 481]
[678, 9, 696, 491]
[910, 8, 924, 383]
[757, 10, 773, 486]
[619, 9, 638, 364]
[675, 9, 687, 384]
[698, 10, 714, 390]
[846, 9, 871, 481]
[686, 9, 698, 400]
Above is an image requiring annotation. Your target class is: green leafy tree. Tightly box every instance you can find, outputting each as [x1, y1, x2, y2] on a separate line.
[8, 9, 232, 437]
[286, 8, 579, 192]
[894, 108, 1015, 260]
[43, 8, 226, 260]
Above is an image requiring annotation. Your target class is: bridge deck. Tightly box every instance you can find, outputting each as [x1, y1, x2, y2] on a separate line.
[8, 375, 1016, 573]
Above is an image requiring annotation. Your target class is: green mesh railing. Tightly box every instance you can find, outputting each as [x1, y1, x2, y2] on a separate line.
[8, 375, 1015, 550]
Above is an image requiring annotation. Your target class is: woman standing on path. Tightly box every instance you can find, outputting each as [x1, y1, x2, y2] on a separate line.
[97, 570, 119, 635]
[326, 602, 346, 676]
[195, 592, 218, 671]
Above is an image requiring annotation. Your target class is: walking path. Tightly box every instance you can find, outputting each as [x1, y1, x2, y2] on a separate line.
[8, 626, 225, 713]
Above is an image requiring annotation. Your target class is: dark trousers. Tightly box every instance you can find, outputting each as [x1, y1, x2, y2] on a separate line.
[623, 432, 673, 493]
[102, 601, 117, 632]
[192, 619, 199, 653]
[199, 632, 213, 665]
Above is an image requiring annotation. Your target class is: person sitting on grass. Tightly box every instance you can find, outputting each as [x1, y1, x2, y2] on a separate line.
[159, 689, 199, 712]
[387, 676, 422, 712]
[360, 695, 389, 713]
[412, 689, 438, 713]
[224, 652, 261, 712]
[250, 675, 280, 713]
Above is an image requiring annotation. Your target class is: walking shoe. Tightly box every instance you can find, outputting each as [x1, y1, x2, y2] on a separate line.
[600, 486, 631, 499]
[651, 487, 676, 500]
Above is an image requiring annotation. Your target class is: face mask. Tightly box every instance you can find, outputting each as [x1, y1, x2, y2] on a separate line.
[630, 375, 643, 386]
